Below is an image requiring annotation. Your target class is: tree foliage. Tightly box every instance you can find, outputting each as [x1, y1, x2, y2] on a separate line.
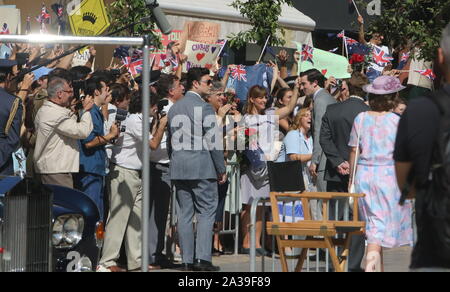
[229, 0, 293, 49]
[107, 0, 162, 47]
[357, 0, 450, 61]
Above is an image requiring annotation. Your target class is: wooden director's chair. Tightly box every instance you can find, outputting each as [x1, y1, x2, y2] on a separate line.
[266, 162, 365, 272]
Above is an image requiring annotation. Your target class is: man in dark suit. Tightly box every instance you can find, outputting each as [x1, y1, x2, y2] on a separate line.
[167, 68, 227, 271]
[0, 59, 23, 176]
[320, 72, 369, 272]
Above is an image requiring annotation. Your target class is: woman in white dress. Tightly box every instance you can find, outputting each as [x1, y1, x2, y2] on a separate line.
[240, 80, 299, 256]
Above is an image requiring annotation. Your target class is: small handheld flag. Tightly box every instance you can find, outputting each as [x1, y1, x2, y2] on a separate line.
[414, 69, 436, 80]
[301, 44, 314, 65]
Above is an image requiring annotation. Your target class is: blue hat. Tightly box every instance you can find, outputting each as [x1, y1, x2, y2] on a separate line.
[32, 66, 54, 81]
[0, 59, 17, 68]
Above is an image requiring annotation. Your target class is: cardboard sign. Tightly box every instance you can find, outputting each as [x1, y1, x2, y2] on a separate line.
[71, 47, 91, 67]
[69, 0, 110, 36]
[180, 21, 221, 52]
[183, 40, 221, 72]
[153, 30, 183, 54]
[151, 30, 183, 71]
[296, 42, 351, 79]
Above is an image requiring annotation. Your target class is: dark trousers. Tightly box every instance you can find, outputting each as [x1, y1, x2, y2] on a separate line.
[148, 163, 172, 264]
[327, 180, 365, 272]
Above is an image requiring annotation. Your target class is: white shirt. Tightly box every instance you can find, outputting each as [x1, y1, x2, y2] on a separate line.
[149, 99, 174, 164]
[110, 113, 152, 170]
[408, 49, 433, 90]
[105, 103, 117, 160]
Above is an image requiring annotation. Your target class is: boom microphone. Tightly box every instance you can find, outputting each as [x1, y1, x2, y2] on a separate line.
[145, 0, 173, 35]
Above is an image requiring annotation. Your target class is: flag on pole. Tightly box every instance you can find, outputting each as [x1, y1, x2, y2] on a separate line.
[36, 3, 51, 34]
[51, 3, 67, 35]
[414, 69, 436, 80]
[301, 44, 314, 64]
[226, 64, 273, 102]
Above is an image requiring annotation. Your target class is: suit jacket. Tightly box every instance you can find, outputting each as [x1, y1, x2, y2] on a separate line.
[312, 89, 337, 172]
[167, 91, 226, 180]
[320, 97, 369, 183]
[0, 87, 23, 176]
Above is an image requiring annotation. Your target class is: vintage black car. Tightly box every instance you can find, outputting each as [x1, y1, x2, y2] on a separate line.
[0, 177, 103, 272]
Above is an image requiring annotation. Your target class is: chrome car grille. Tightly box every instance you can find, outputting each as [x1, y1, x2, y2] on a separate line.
[0, 179, 52, 272]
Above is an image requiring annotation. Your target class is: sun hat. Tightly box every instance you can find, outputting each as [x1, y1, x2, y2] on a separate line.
[362, 75, 405, 95]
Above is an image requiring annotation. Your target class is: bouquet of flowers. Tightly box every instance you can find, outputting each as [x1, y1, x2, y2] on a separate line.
[236, 127, 265, 172]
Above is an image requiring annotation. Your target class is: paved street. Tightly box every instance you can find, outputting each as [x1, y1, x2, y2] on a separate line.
[157, 246, 413, 272]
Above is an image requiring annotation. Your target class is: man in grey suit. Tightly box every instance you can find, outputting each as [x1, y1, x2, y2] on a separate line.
[167, 68, 227, 271]
[300, 69, 336, 219]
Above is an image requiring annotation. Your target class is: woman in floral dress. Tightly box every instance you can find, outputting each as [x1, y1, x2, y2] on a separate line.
[348, 76, 413, 272]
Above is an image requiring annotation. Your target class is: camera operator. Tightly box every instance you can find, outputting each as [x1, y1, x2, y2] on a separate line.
[99, 91, 167, 272]
[104, 83, 131, 160]
[75, 77, 119, 221]
[148, 74, 185, 269]
[34, 76, 94, 188]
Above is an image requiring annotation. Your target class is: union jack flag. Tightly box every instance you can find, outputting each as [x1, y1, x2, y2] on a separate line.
[401, 52, 410, 63]
[301, 44, 314, 64]
[414, 69, 436, 80]
[373, 47, 393, 66]
[337, 30, 345, 38]
[231, 65, 247, 82]
[122, 57, 143, 77]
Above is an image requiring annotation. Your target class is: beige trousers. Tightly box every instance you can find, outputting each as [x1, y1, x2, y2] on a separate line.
[99, 164, 142, 270]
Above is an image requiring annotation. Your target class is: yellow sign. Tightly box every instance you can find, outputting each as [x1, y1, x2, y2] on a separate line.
[69, 0, 110, 36]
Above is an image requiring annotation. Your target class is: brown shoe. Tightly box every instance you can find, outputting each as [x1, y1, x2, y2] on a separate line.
[108, 265, 126, 272]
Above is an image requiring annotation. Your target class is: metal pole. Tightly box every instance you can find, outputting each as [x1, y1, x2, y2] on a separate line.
[142, 35, 151, 273]
[0, 34, 143, 46]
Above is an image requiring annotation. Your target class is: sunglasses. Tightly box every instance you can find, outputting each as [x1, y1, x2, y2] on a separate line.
[200, 79, 213, 86]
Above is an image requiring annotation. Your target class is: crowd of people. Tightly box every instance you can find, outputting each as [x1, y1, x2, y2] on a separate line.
[0, 19, 449, 273]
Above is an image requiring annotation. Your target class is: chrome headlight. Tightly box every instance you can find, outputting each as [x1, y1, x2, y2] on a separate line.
[52, 215, 84, 248]
[52, 218, 64, 246]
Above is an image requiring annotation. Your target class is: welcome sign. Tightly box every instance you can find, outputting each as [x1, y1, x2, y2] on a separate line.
[183, 40, 221, 72]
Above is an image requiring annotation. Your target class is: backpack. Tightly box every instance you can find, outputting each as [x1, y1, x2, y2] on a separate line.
[419, 86, 450, 261]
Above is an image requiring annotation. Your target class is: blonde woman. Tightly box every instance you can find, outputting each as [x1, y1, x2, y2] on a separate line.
[277, 108, 313, 190]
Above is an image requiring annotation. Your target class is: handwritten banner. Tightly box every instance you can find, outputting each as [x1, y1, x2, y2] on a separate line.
[183, 40, 221, 72]
[180, 21, 221, 52]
